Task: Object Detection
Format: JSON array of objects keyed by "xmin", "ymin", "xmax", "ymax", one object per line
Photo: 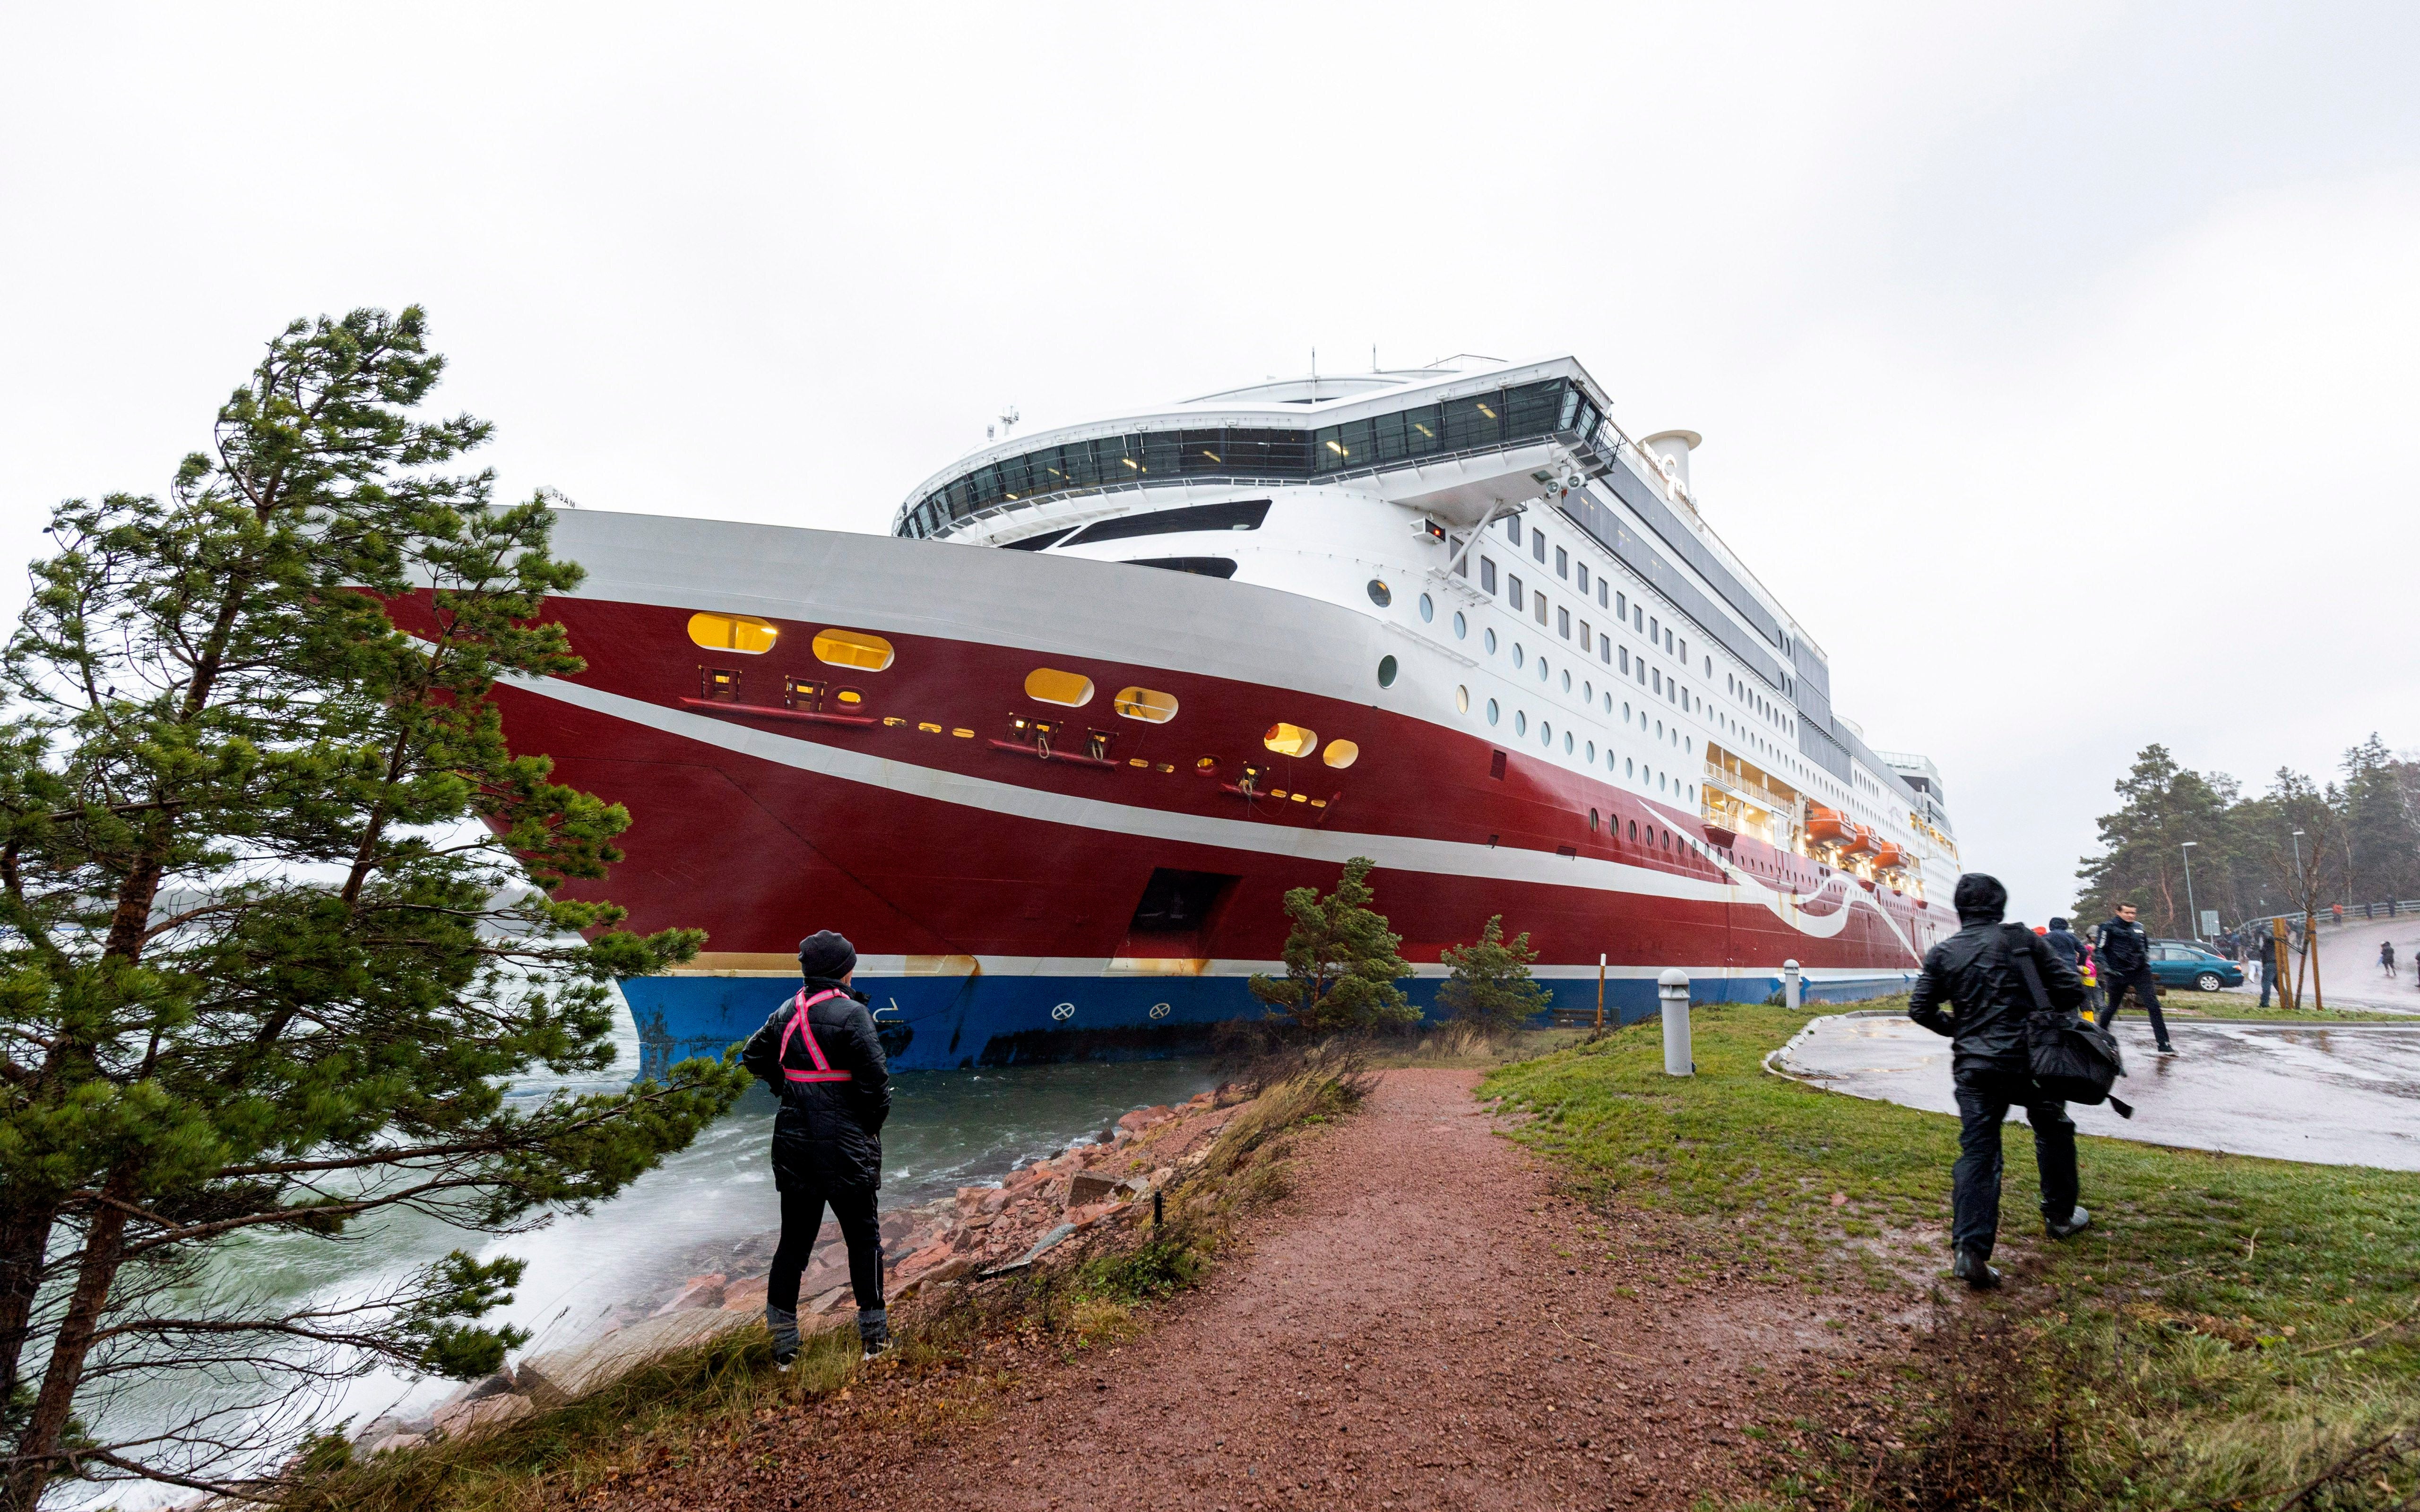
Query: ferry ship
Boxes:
[{"xmin": 496, "ymin": 355, "xmax": 1962, "ymax": 1073}]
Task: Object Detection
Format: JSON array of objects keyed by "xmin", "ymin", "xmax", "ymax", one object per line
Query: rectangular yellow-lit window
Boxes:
[
  {"xmin": 1025, "ymin": 668, "xmax": 1096, "ymax": 706},
  {"xmin": 812, "ymin": 628, "xmax": 895, "ymax": 671},
  {"xmin": 1113, "ymin": 686, "xmax": 1179, "ymax": 723},
  {"xmin": 689, "ymin": 612, "xmax": 778, "ymax": 653},
  {"xmin": 1262, "ymin": 722, "xmax": 1317, "ymax": 758}
]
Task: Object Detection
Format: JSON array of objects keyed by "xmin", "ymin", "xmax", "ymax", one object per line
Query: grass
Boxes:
[
  {"xmin": 2144, "ymin": 988, "xmax": 2412, "ymax": 1022},
  {"xmin": 1481, "ymin": 999, "xmax": 2420, "ymax": 1509},
  {"xmin": 284, "ymin": 1052, "xmax": 1367, "ymax": 1512},
  {"xmin": 1360, "ymin": 1020, "xmax": 1604, "ymax": 1069}
]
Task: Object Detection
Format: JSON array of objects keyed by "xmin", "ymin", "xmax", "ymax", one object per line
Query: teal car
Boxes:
[{"xmin": 2151, "ymin": 940, "xmax": 2245, "ymax": 993}]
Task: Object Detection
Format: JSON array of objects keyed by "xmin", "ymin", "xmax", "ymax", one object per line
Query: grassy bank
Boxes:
[
  {"xmin": 1482, "ymin": 1000, "xmax": 2420, "ymax": 1509},
  {"xmin": 281, "ymin": 1053, "xmax": 1366, "ymax": 1512}
]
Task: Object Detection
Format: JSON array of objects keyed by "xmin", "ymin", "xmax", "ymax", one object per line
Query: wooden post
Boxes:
[{"xmin": 1595, "ymin": 953, "xmax": 1606, "ymax": 1031}]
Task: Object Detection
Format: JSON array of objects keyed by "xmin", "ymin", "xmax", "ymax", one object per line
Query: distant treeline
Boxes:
[{"xmin": 2072, "ymin": 736, "xmax": 2418, "ymax": 938}]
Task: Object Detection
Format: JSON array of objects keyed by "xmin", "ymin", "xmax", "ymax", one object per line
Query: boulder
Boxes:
[
  {"xmin": 518, "ymin": 1309, "xmax": 754, "ymax": 1409},
  {"xmin": 720, "ymin": 1274, "xmax": 770, "ymax": 1313},
  {"xmin": 366, "ymin": 1432, "xmax": 425, "ymax": 1456},
  {"xmin": 651, "ymin": 1273, "xmax": 727, "ymax": 1315},
  {"xmin": 895, "ymin": 1240, "xmax": 955, "ymax": 1281},
  {"xmin": 1063, "ymin": 1201, "xmax": 1122, "ymax": 1228},
  {"xmin": 805, "ymin": 1284, "xmax": 853, "ymax": 1314},
  {"xmin": 1116, "ymin": 1105, "xmax": 1174, "ymax": 1135},
  {"xmin": 432, "ymin": 1392, "xmax": 533, "ymax": 1441},
  {"xmin": 1065, "ymin": 1172, "xmax": 1123, "ymax": 1207},
  {"xmin": 431, "ymin": 1369, "xmax": 518, "ymax": 1415}
]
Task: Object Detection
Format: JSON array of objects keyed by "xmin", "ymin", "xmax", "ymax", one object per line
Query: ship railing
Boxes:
[{"xmin": 1702, "ymin": 761, "xmax": 1797, "ymax": 820}]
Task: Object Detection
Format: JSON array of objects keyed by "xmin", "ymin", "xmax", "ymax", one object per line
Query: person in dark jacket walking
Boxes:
[
  {"xmin": 1909, "ymin": 873, "xmax": 2092, "ymax": 1289},
  {"xmin": 2044, "ymin": 916, "xmax": 2100, "ymax": 1019},
  {"xmin": 741, "ymin": 930, "xmax": 893, "ymax": 1364},
  {"xmin": 2256, "ymin": 927, "xmax": 2282, "ymax": 1007},
  {"xmin": 2094, "ymin": 903, "xmax": 2174, "ymax": 1053}
]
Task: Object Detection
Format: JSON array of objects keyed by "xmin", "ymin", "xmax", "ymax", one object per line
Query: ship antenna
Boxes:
[{"xmin": 1000, "ymin": 406, "xmax": 1020, "ymax": 438}]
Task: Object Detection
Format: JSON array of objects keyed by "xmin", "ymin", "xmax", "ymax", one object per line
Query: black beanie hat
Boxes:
[
  {"xmin": 797, "ymin": 930, "xmax": 857, "ymax": 980},
  {"xmin": 2048, "ymin": 916, "xmax": 2069, "ymax": 931},
  {"xmin": 1953, "ymin": 873, "xmax": 2008, "ymax": 924}
]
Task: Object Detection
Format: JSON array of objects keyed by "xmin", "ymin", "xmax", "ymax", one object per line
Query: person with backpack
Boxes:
[
  {"xmin": 2094, "ymin": 902, "xmax": 2175, "ymax": 1054},
  {"xmin": 1909, "ymin": 873, "xmax": 2092, "ymax": 1289},
  {"xmin": 742, "ymin": 930, "xmax": 894, "ymax": 1365}
]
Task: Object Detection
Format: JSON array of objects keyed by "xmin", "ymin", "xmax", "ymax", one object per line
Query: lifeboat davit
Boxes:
[{"xmin": 1806, "ymin": 806, "xmax": 1851, "ymax": 843}]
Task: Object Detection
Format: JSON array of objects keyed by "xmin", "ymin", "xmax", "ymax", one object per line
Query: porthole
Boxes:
[
  {"xmin": 1563, "ymin": 732, "xmax": 1574, "ymax": 755},
  {"xmin": 1025, "ymin": 668, "xmax": 1096, "ymax": 706},
  {"xmin": 1367, "ymin": 578, "xmax": 1392, "ymax": 607},
  {"xmin": 1603, "ymin": 693, "xmax": 1613, "ymax": 713},
  {"xmin": 1377, "ymin": 655, "xmax": 1398, "ymax": 688},
  {"xmin": 1541, "ymin": 720, "xmax": 1554, "ymax": 746},
  {"xmin": 1625, "ymin": 757, "xmax": 1634, "ymax": 777},
  {"xmin": 1263, "ymin": 722, "xmax": 1318, "ymax": 757},
  {"xmin": 1485, "ymin": 627, "xmax": 1498, "ymax": 654},
  {"xmin": 1560, "ymin": 670, "xmax": 1571, "ymax": 693},
  {"xmin": 689, "ymin": 611, "xmax": 779, "ymax": 653},
  {"xmin": 1322, "ymin": 739, "xmax": 1359, "ymax": 769},
  {"xmin": 1590, "ymin": 809, "xmax": 1600, "ymax": 832},
  {"xmin": 1418, "ymin": 593, "xmax": 1435, "ymax": 623},
  {"xmin": 1453, "ymin": 610, "xmax": 1468, "ymax": 640},
  {"xmin": 1586, "ymin": 741, "xmax": 1596, "ymax": 761},
  {"xmin": 1629, "ymin": 820, "xmax": 1638, "ymax": 841},
  {"xmin": 1514, "ymin": 711, "xmax": 1528, "ymax": 736},
  {"xmin": 1583, "ymin": 680, "xmax": 1592, "ymax": 702},
  {"xmin": 1113, "ymin": 686, "xmax": 1179, "ymax": 723},
  {"xmin": 836, "ymin": 688, "xmax": 864, "ymax": 706},
  {"xmin": 1512, "ymin": 643, "xmax": 1525, "ymax": 669},
  {"xmin": 1486, "ymin": 699, "xmax": 1500, "ymax": 726},
  {"xmin": 1535, "ymin": 658, "xmax": 1548, "ymax": 682},
  {"xmin": 1456, "ymin": 684, "xmax": 1470, "ymax": 713},
  {"xmin": 1194, "ymin": 756, "xmax": 1220, "ymax": 776},
  {"xmin": 1623, "ymin": 702, "xmax": 1632, "ymax": 721},
  {"xmin": 812, "ymin": 627, "xmax": 894, "ymax": 670}
]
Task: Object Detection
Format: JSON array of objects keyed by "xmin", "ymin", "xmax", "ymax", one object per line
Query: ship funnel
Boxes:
[{"xmin": 1641, "ymin": 430, "xmax": 1701, "ymax": 494}]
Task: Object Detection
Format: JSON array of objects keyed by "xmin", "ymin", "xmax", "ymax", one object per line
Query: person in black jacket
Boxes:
[
  {"xmin": 2043, "ymin": 916, "xmax": 2098, "ymax": 1018},
  {"xmin": 2094, "ymin": 903, "xmax": 2175, "ymax": 1053},
  {"xmin": 1910, "ymin": 873, "xmax": 2092, "ymax": 1289},
  {"xmin": 2256, "ymin": 928, "xmax": 2282, "ymax": 1007},
  {"xmin": 741, "ymin": 930, "xmax": 893, "ymax": 1364}
]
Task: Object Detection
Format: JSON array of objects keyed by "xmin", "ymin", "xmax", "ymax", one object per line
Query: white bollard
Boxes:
[
  {"xmin": 1659, "ymin": 967, "xmax": 1693, "ymax": 1076},
  {"xmin": 1783, "ymin": 959, "xmax": 1802, "ymax": 1010}
]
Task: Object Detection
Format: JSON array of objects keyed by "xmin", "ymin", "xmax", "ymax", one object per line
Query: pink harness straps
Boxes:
[{"xmin": 778, "ymin": 987, "xmax": 855, "ymax": 1082}]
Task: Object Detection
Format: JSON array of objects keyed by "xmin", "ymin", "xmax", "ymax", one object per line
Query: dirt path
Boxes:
[{"xmin": 595, "ymin": 1068, "xmax": 1890, "ymax": 1510}]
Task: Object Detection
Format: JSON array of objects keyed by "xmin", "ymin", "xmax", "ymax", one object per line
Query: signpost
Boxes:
[{"xmin": 2200, "ymin": 909, "xmax": 2221, "ymax": 938}]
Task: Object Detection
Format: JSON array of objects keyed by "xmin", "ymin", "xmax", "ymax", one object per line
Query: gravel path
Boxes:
[{"xmin": 585, "ymin": 1068, "xmax": 1892, "ymax": 1510}]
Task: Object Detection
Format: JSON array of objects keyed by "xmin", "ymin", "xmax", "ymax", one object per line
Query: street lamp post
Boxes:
[{"xmin": 2181, "ymin": 840, "xmax": 2201, "ymax": 942}]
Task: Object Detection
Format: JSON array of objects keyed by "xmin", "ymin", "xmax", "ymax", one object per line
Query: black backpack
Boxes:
[{"xmin": 2005, "ymin": 924, "xmax": 2134, "ymax": 1118}]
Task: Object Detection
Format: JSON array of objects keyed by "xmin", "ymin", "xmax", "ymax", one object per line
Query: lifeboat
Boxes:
[
  {"xmin": 1805, "ymin": 806, "xmax": 1851, "ymax": 843},
  {"xmin": 1870, "ymin": 842, "xmax": 1905, "ymax": 869},
  {"xmin": 1840, "ymin": 825, "xmax": 1878, "ymax": 857}
]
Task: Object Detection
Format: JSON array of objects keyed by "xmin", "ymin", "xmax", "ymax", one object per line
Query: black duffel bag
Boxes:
[{"xmin": 2006, "ymin": 924, "xmax": 2135, "ymax": 1118}]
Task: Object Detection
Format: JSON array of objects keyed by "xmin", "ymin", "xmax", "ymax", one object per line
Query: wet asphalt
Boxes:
[{"xmin": 1780, "ymin": 1012, "xmax": 2420, "ymax": 1171}]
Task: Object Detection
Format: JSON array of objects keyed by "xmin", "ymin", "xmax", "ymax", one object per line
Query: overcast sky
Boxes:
[{"xmin": 3, "ymin": 3, "xmax": 2414, "ymax": 922}]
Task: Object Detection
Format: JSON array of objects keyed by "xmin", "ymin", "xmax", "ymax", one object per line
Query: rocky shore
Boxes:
[{"xmin": 351, "ymin": 1085, "xmax": 1249, "ymax": 1457}]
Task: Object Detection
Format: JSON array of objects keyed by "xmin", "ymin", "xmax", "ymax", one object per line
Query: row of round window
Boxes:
[{"xmin": 1444, "ymin": 683, "xmax": 1692, "ymax": 797}]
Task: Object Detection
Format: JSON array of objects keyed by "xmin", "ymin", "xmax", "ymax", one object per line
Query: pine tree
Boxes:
[
  {"xmin": 0, "ymin": 309, "xmax": 747, "ymax": 1508},
  {"xmin": 1246, "ymin": 857, "xmax": 1415, "ymax": 1031},
  {"xmin": 2074, "ymin": 744, "xmax": 2237, "ymax": 936},
  {"xmin": 1437, "ymin": 915, "xmax": 1552, "ymax": 1032}
]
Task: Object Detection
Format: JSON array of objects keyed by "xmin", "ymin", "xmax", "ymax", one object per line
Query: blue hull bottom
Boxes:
[{"xmin": 623, "ymin": 969, "xmax": 1917, "ymax": 1075}]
